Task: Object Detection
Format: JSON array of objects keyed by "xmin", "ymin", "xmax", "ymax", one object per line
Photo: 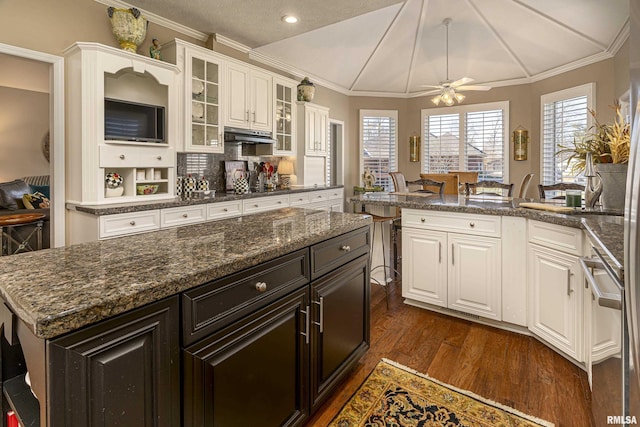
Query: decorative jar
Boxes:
[
  {"xmin": 297, "ymin": 77, "xmax": 315, "ymax": 102},
  {"xmin": 107, "ymin": 7, "xmax": 147, "ymax": 53}
]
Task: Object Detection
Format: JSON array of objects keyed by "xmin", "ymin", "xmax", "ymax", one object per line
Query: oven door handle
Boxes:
[{"xmin": 579, "ymin": 257, "xmax": 622, "ymax": 311}]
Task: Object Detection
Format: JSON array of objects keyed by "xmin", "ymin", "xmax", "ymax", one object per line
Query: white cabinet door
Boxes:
[
  {"xmin": 448, "ymin": 233, "xmax": 502, "ymax": 320},
  {"xmin": 273, "ymin": 79, "xmax": 296, "ymax": 155},
  {"xmin": 250, "ymin": 70, "xmax": 272, "ymax": 131},
  {"xmin": 402, "ymin": 227, "xmax": 448, "ymax": 307},
  {"xmin": 528, "ymin": 243, "xmax": 583, "ymax": 361},
  {"xmin": 300, "ymin": 103, "xmax": 329, "ymax": 156},
  {"xmin": 226, "ymin": 63, "xmax": 250, "ymax": 128}
]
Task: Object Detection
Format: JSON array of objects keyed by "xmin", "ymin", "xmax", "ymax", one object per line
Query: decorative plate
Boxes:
[
  {"xmin": 192, "ymin": 102, "xmax": 204, "ymax": 120},
  {"xmin": 192, "ymin": 79, "xmax": 204, "ymax": 95}
]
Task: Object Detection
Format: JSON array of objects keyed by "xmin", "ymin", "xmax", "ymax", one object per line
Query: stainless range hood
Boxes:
[{"xmin": 224, "ymin": 127, "xmax": 276, "ymax": 144}]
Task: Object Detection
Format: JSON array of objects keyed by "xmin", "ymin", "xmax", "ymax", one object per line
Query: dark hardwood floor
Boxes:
[{"xmin": 305, "ymin": 279, "xmax": 594, "ymax": 427}]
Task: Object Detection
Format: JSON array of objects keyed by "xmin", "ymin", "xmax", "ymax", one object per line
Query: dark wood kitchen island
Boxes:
[{"xmin": 0, "ymin": 208, "xmax": 372, "ymax": 427}]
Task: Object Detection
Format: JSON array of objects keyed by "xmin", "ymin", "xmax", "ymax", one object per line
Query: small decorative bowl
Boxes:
[{"xmin": 136, "ymin": 184, "xmax": 159, "ymax": 195}]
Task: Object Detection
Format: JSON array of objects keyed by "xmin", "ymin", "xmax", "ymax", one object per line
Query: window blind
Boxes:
[
  {"xmin": 422, "ymin": 103, "xmax": 507, "ymax": 182},
  {"xmin": 361, "ymin": 113, "xmax": 397, "ymax": 191},
  {"xmin": 541, "ymin": 95, "xmax": 588, "ymax": 185},
  {"xmin": 465, "ymin": 109, "xmax": 504, "ymax": 181}
]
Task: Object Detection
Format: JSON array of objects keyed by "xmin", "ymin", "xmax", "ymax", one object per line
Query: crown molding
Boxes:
[
  {"xmin": 608, "ymin": 18, "xmax": 630, "ymax": 55},
  {"xmin": 214, "ymin": 34, "xmax": 252, "ymax": 53},
  {"xmin": 94, "ymin": 0, "xmax": 209, "ymax": 42},
  {"xmin": 529, "ymin": 51, "xmax": 613, "ymax": 83}
]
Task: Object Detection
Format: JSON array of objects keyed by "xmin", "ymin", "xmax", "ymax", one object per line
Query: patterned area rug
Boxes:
[{"xmin": 329, "ymin": 359, "xmax": 554, "ymax": 427}]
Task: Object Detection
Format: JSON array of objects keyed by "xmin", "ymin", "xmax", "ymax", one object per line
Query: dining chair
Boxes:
[
  {"xmin": 538, "ymin": 183, "xmax": 585, "ymax": 200},
  {"xmin": 518, "ymin": 173, "xmax": 534, "ymax": 198},
  {"xmin": 420, "ymin": 173, "xmax": 459, "ymax": 195},
  {"xmin": 389, "ymin": 172, "xmax": 408, "ymax": 193},
  {"xmin": 465, "ymin": 180, "xmax": 514, "ymax": 197}
]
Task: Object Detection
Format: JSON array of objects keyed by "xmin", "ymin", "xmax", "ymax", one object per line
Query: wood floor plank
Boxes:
[{"xmin": 304, "ymin": 283, "xmax": 593, "ymax": 426}]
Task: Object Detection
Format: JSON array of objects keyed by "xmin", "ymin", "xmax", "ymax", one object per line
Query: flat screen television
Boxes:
[{"xmin": 104, "ymin": 98, "xmax": 165, "ymax": 143}]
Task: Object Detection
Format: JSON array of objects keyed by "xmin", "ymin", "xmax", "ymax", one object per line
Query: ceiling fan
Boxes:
[{"xmin": 419, "ymin": 18, "xmax": 491, "ymax": 105}]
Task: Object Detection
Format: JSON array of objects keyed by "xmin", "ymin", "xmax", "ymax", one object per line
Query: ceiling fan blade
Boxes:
[
  {"xmin": 413, "ymin": 89, "xmax": 442, "ymax": 96},
  {"xmin": 449, "ymin": 77, "xmax": 474, "ymax": 87},
  {"xmin": 456, "ymin": 85, "xmax": 492, "ymax": 91},
  {"xmin": 417, "ymin": 84, "xmax": 443, "ymax": 89}
]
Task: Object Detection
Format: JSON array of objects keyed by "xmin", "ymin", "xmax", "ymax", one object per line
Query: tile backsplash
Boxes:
[{"xmin": 177, "ymin": 144, "xmax": 282, "ymax": 193}]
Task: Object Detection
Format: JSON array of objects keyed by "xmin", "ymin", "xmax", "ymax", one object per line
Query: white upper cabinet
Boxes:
[
  {"xmin": 162, "ymin": 40, "xmax": 224, "ymax": 153},
  {"xmin": 298, "ymin": 102, "xmax": 329, "ymax": 156},
  {"xmin": 225, "ymin": 62, "xmax": 272, "ymax": 132},
  {"xmin": 273, "ymin": 78, "xmax": 297, "ymax": 155}
]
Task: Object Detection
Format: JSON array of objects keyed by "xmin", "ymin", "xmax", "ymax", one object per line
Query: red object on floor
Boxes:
[{"xmin": 6, "ymin": 410, "xmax": 19, "ymax": 427}]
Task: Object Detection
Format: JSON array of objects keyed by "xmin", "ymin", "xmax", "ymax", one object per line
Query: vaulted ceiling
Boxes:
[{"xmin": 126, "ymin": 0, "xmax": 629, "ymax": 96}]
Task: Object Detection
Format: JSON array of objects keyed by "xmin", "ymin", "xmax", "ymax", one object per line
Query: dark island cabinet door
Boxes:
[
  {"xmin": 310, "ymin": 253, "xmax": 370, "ymax": 412},
  {"xmin": 183, "ymin": 287, "xmax": 310, "ymax": 427},
  {"xmin": 47, "ymin": 296, "xmax": 180, "ymax": 427}
]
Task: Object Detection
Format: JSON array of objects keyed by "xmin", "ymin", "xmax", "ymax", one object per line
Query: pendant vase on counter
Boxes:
[
  {"xmin": 596, "ymin": 163, "xmax": 628, "ymax": 210},
  {"xmin": 183, "ymin": 175, "xmax": 197, "ymax": 199},
  {"xmin": 196, "ymin": 177, "xmax": 209, "ymax": 191}
]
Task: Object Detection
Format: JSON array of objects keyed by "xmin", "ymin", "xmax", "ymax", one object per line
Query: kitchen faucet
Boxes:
[{"xmin": 584, "ymin": 152, "xmax": 603, "ymax": 208}]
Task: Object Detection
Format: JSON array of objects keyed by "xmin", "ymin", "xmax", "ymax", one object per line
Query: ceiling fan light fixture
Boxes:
[
  {"xmin": 431, "ymin": 95, "xmax": 441, "ymax": 106},
  {"xmin": 455, "ymin": 92, "xmax": 465, "ymax": 103}
]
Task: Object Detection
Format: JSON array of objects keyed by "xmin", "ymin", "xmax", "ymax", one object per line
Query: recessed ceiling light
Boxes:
[{"xmin": 282, "ymin": 15, "xmax": 299, "ymax": 24}]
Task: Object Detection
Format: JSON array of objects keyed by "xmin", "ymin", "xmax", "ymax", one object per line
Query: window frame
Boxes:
[
  {"xmin": 359, "ymin": 109, "xmax": 398, "ymax": 191},
  {"xmin": 540, "ymin": 83, "xmax": 595, "ymax": 186},
  {"xmin": 420, "ymin": 101, "xmax": 510, "ymax": 182}
]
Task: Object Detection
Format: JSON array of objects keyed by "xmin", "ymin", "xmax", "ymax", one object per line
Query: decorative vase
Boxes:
[
  {"xmin": 107, "ymin": 7, "xmax": 147, "ymax": 53},
  {"xmin": 183, "ymin": 174, "xmax": 197, "ymax": 199},
  {"xmin": 105, "ymin": 187, "xmax": 124, "ymax": 198},
  {"xmin": 596, "ymin": 163, "xmax": 628, "ymax": 211},
  {"xmin": 297, "ymin": 77, "xmax": 315, "ymax": 102}
]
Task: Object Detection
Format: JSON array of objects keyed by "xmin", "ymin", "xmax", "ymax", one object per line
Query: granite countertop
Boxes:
[
  {"xmin": 350, "ymin": 192, "xmax": 624, "ymax": 275},
  {"xmin": 68, "ymin": 185, "xmax": 344, "ymax": 216},
  {"xmin": 0, "ymin": 208, "xmax": 370, "ymax": 339}
]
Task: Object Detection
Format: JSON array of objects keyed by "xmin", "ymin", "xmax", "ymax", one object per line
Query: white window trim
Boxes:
[
  {"xmin": 359, "ymin": 109, "xmax": 398, "ymax": 181},
  {"xmin": 421, "ymin": 101, "xmax": 510, "ymax": 182},
  {"xmin": 539, "ymin": 83, "xmax": 595, "ymax": 184}
]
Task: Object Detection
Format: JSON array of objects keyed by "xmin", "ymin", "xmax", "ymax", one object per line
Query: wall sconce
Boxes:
[
  {"xmin": 409, "ymin": 135, "xmax": 420, "ymax": 162},
  {"xmin": 512, "ymin": 127, "xmax": 528, "ymax": 161}
]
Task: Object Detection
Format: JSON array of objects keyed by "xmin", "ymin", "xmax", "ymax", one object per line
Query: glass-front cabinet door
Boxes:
[
  {"xmin": 273, "ymin": 79, "xmax": 296, "ymax": 156},
  {"xmin": 187, "ymin": 53, "xmax": 223, "ymax": 153}
]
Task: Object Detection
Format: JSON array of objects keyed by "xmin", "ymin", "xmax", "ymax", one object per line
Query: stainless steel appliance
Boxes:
[
  {"xmin": 625, "ymin": 1, "xmax": 640, "ymax": 423},
  {"xmin": 223, "ymin": 127, "xmax": 276, "ymax": 144}
]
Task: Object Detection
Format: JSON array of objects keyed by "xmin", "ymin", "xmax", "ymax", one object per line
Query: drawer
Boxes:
[
  {"xmin": 289, "ymin": 193, "xmax": 311, "ymax": 206},
  {"xmin": 402, "ymin": 209, "xmax": 501, "ymax": 238},
  {"xmin": 310, "ymin": 226, "xmax": 370, "ymax": 280},
  {"xmin": 308, "ymin": 191, "xmax": 329, "ymax": 203},
  {"xmin": 207, "ymin": 200, "xmax": 242, "ymax": 220},
  {"xmin": 99, "ymin": 145, "xmax": 174, "ymax": 168},
  {"xmin": 324, "ymin": 188, "xmax": 344, "ymax": 200},
  {"xmin": 182, "ymin": 249, "xmax": 309, "ymax": 346},
  {"xmin": 242, "ymin": 195, "xmax": 289, "ymax": 214},
  {"xmin": 99, "ymin": 210, "xmax": 160, "ymax": 239},
  {"xmin": 160, "ymin": 205, "xmax": 206, "ymax": 228},
  {"xmin": 528, "ymin": 220, "xmax": 583, "ymax": 256}
]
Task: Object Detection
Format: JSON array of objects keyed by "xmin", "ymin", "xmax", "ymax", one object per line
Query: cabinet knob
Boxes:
[
  {"xmin": 278, "ymin": 201, "xmax": 282, "ymax": 204},
  {"xmin": 254, "ymin": 204, "xmax": 259, "ymax": 208},
  {"xmin": 340, "ymin": 245, "xmax": 351, "ymax": 252},
  {"xmin": 255, "ymin": 282, "xmax": 268, "ymax": 292},
  {"xmin": 119, "ymin": 154, "xmax": 125, "ymax": 159},
  {"xmin": 182, "ymin": 213, "xmax": 188, "ymax": 218},
  {"xmin": 420, "ymin": 218, "xmax": 426, "ymax": 223},
  {"xmin": 129, "ymin": 220, "xmax": 136, "ymax": 226},
  {"xmin": 223, "ymin": 208, "xmax": 228, "ymax": 212},
  {"xmin": 469, "ymin": 222, "xmax": 475, "ymax": 227},
  {"xmin": 157, "ymin": 155, "xmax": 162, "ymax": 160}
]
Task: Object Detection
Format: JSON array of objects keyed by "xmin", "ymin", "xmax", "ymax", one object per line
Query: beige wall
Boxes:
[
  {"xmin": 0, "ymin": 87, "xmax": 50, "ymax": 182},
  {"xmin": 0, "ymin": 1, "xmax": 629, "ymax": 200}
]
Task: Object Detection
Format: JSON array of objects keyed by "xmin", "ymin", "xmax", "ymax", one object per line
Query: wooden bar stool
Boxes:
[{"xmin": 364, "ymin": 211, "xmax": 401, "ymax": 308}]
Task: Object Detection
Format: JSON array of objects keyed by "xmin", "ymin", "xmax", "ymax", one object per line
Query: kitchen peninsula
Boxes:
[
  {"xmin": 0, "ymin": 208, "xmax": 371, "ymax": 426},
  {"xmin": 351, "ymin": 191, "xmax": 623, "ymax": 376}
]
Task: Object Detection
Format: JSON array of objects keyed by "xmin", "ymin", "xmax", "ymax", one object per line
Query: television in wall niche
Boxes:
[{"xmin": 104, "ymin": 98, "xmax": 166, "ymax": 143}]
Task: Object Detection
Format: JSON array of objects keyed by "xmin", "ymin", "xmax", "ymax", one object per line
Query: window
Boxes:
[
  {"xmin": 540, "ymin": 83, "xmax": 594, "ymax": 185},
  {"xmin": 421, "ymin": 101, "xmax": 509, "ymax": 182},
  {"xmin": 360, "ymin": 110, "xmax": 398, "ymax": 191}
]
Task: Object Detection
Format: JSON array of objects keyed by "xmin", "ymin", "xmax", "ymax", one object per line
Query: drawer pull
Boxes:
[
  {"xmin": 451, "ymin": 243, "xmax": 454, "ymax": 265},
  {"xmin": 278, "ymin": 201, "xmax": 282, "ymax": 204},
  {"xmin": 255, "ymin": 282, "xmax": 268, "ymax": 293},
  {"xmin": 567, "ymin": 270, "xmax": 574, "ymax": 296},
  {"xmin": 157, "ymin": 155, "xmax": 162, "ymax": 160},
  {"xmin": 421, "ymin": 218, "xmax": 426, "ymax": 223},
  {"xmin": 182, "ymin": 213, "xmax": 188, "ymax": 218},
  {"xmin": 469, "ymin": 222, "xmax": 475, "ymax": 228},
  {"xmin": 129, "ymin": 220, "xmax": 136, "ymax": 226},
  {"xmin": 223, "ymin": 208, "xmax": 228, "ymax": 212},
  {"xmin": 439, "ymin": 241, "xmax": 442, "ymax": 263},
  {"xmin": 340, "ymin": 245, "xmax": 351, "ymax": 252},
  {"xmin": 119, "ymin": 154, "xmax": 125, "ymax": 159},
  {"xmin": 254, "ymin": 204, "xmax": 259, "ymax": 208}
]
